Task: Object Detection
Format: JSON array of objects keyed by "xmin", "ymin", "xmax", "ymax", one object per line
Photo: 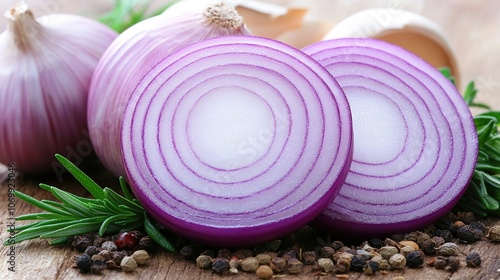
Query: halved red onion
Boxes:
[
  {"xmin": 303, "ymin": 38, "xmax": 478, "ymax": 237},
  {"xmin": 121, "ymin": 36, "xmax": 352, "ymax": 246}
]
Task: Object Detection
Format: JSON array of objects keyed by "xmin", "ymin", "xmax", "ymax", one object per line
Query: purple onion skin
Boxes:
[
  {"xmin": 303, "ymin": 38, "xmax": 478, "ymax": 238},
  {"xmin": 121, "ymin": 36, "xmax": 353, "ymax": 247}
]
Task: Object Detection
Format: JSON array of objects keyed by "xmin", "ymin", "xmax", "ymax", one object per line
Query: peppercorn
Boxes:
[
  {"xmin": 92, "ymin": 234, "xmax": 105, "ymax": 247},
  {"xmin": 362, "ymin": 244, "xmax": 375, "ymax": 253},
  {"xmin": 76, "ymin": 254, "xmax": 92, "ymax": 273},
  {"xmin": 487, "ymin": 225, "xmax": 500, "ymax": 241},
  {"xmin": 180, "ymin": 245, "xmax": 197, "ymax": 260},
  {"xmin": 335, "ymin": 257, "xmax": 351, "ymax": 273},
  {"xmin": 120, "ymin": 256, "xmax": 137, "ymax": 272},
  {"xmin": 457, "ymin": 225, "xmax": 481, "ymax": 243},
  {"xmin": 436, "ymin": 229, "xmax": 454, "ymax": 242},
  {"xmin": 199, "ymin": 250, "xmax": 215, "ymax": 258},
  {"xmin": 112, "ymin": 250, "xmax": 128, "ymax": 266},
  {"xmin": 363, "ymin": 260, "xmax": 379, "ymax": 275},
  {"xmin": 368, "ymin": 238, "xmax": 384, "ymax": 249},
  {"xmin": 356, "ymin": 250, "xmax": 372, "ymax": 260},
  {"xmin": 271, "ymin": 257, "xmax": 287, "ymax": 273},
  {"xmin": 433, "ymin": 256, "xmax": 448, "ymax": 269},
  {"xmin": 317, "ymin": 258, "xmax": 334, "ymax": 272},
  {"xmin": 319, "ymin": 246, "xmax": 335, "ymax": 258},
  {"xmin": 416, "ymin": 233, "xmax": 431, "ymax": 248},
  {"xmin": 72, "ymin": 235, "xmax": 93, "ymax": 252},
  {"xmin": 91, "ymin": 259, "xmax": 106, "ymax": 274},
  {"xmin": 378, "ymin": 246, "xmax": 399, "ymax": 260},
  {"xmin": 406, "ymin": 250, "xmax": 425, "ymax": 268},
  {"xmin": 233, "ymin": 249, "xmax": 253, "ymax": 259},
  {"xmin": 101, "ymin": 241, "xmax": 117, "ymax": 252},
  {"xmin": 84, "ymin": 245, "xmax": 99, "ymax": 257},
  {"xmin": 399, "ymin": 240, "xmax": 419, "ymax": 250},
  {"xmin": 378, "ymin": 259, "xmax": 390, "ymax": 270},
  {"xmin": 403, "ymin": 232, "xmax": 419, "ymax": 243},
  {"xmin": 457, "ymin": 212, "xmax": 475, "ymax": 224},
  {"xmin": 196, "ymin": 255, "xmax": 212, "ymax": 269},
  {"xmin": 281, "ymin": 249, "xmax": 297, "ymax": 261},
  {"xmin": 287, "ymin": 258, "xmax": 303, "ymax": 274},
  {"xmin": 469, "ymin": 221, "xmax": 487, "ymax": 234},
  {"xmin": 446, "ymin": 256, "xmax": 460, "ymax": 272},
  {"xmin": 331, "ymin": 240, "xmax": 344, "ymax": 250},
  {"xmin": 98, "ymin": 250, "xmax": 114, "ymax": 262},
  {"xmin": 212, "ymin": 258, "xmax": 230, "ymax": 274},
  {"xmin": 437, "ymin": 242, "xmax": 460, "ymax": 256},
  {"xmin": 384, "ymin": 238, "xmax": 399, "ymax": 248},
  {"xmin": 129, "ymin": 230, "xmax": 144, "ymax": 240},
  {"xmin": 241, "ymin": 257, "xmax": 259, "ymax": 272},
  {"xmin": 465, "ymin": 252, "xmax": 481, "ymax": 267},
  {"xmin": 132, "ymin": 250, "xmax": 149, "ymax": 265},
  {"xmin": 105, "ymin": 260, "xmax": 121, "ymax": 269},
  {"xmin": 138, "ymin": 236, "xmax": 155, "ymax": 251},
  {"xmin": 388, "ymin": 254, "xmax": 406, "ymax": 269},
  {"xmin": 91, "ymin": 254, "xmax": 105, "ymax": 262},
  {"xmin": 217, "ymin": 248, "xmax": 232, "ymax": 260},
  {"xmin": 400, "ymin": 246, "xmax": 415, "ymax": 258},
  {"xmin": 350, "ymin": 255, "xmax": 367, "ymax": 272},
  {"xmin": 256, "ymin": 265, "xmax": 273, "ymax": 279},
  {"xmin": 302, "ymin": 251, "xmax": 316, "ymax": 265},
  {"xmin": 115, "ymin": 232, "xmax": 138, "ymax": 251}
]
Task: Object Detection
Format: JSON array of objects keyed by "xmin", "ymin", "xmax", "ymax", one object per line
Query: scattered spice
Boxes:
[
  {"xmin": 318, "ymin": 258, "xmax": 334, "ymax": 272},
  {"xmin": 132, "ymin": 250, "xmax": 150, "ymax": 265},
  {"xmin": 287, "ymin": 258, "xmax": 303, "ymax": 274},
  {"xmin": 76, "ymin": 254, "xmax": 92, "ymax": 273},
  {"xmin": 196, "ymin": 255, "xmax": 212, "ymax": 269},
  {"xmin": 433, "ymin": 256, "xmax": 448, "ymax": 269},
  {"xmin": 241, "ymin": 257, "xmax": 259, "ymax": 272},
  {"xmin": 487, "ymin": 225, "xmax": 500, "ymax": 241},
  {"xmin": 446, "ymin": 256, "xmax": 460, "ymax": 272},
  {"xmin": 406, "ymin": 251, "xmax": 425, "ymax": 268},
  {"xmin": 212, "ymin": 258, "xmax": 230, "ymax": 274},
  {"xmin": 436, "ymin": 242, "xmax": 460, "ymax": 256},
  {"xmin": 465, "ymin": 252, "xmax": 482, "ymax": 267},
  {"xmin": 115, "ymin": 232, "xmax": 139, "ymax": 251},
  {"xmin": 271, "ymin": 257, "xmax": 287, "ymax": 273},
  {"xmin": 101, "ymin": 241, "xmax": 117, "ymax": 252},
  {"xmin": 91, "ymin": 259, "xmax": 107, "ymax": 274},
  {"xmin": 256, "ymin": 265, "xmax": 273, "ymax": 279},
  {"xmin": 388, "ymin": 254, "xmax": 406, "ymax": 269},
  {"xmin": 120, "ymin": 256, "xmax": 137, "ymax": 272}
]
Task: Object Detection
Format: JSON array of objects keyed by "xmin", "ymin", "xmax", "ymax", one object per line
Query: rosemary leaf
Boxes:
[
  {"xmin": 144, "ymin": 215, "xmax": 174, "ymax": 252},
  {"xmin": 13, "ymin": 191, "xmax": 72, "ymax": 217},
  {"xmin": 55, "ymin": 154, "xmax": 105, "ymax": 200}
]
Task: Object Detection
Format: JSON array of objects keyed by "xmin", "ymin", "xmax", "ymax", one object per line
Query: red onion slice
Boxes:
[
  {"xmin": 121, "ymin": 36, "xmax": 353, "ymax": 246},
  {"xmin": 303, "ymin": 38, "xmax": 478, "ymax": 236}
]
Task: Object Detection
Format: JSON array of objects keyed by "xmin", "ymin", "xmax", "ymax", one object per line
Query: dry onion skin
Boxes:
[
  {"xmin": 303, "ymin": 38, "xmax": 478, "ymax": 237},
  {"xmin": 0, "ymin": 3, "xmax": 117, "ymax": 173},
  {"xmin": 121, "ymin": 36, "xmax": 353, "ymax": 246},
  {"xmin": 88, "ymin": 0, "xmax": 250, "ymax": 177}
]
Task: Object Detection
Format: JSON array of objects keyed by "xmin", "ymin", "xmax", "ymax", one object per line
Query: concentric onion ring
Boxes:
[
  {"xmin": 303, "ymin": 38, "xmax": 478, "ymax": 236},
  {"xmin": 121, "ymin": 36, "xmax": 353, "ymax": 246}
]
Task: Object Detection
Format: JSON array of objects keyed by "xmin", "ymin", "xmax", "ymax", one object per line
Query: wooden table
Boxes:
[{"xmin": 1, "ymin": 0, "xmax": 500, "ymax": 279}]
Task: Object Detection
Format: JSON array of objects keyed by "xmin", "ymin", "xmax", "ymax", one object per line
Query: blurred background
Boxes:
[{"xmin": 1, "ymin": 0, "xmax": 499, "ymax": 107}]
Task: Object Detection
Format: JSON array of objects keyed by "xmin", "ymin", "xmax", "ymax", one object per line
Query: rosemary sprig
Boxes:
[
  {"xmin": 99, "ymin": 0, "xmax": 179, "ymax": 33},
  {"xmin": 440, "ymin": 68, "xmax": 500, "ymax": 216},
  {"xmin": 3, "ymin": 154, "xmax": 174, "ymax": 252}
]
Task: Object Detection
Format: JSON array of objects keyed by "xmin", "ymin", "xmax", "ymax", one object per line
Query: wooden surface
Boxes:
[{"xmin": 2, "ymin": 0, "xmax": 500, "ymax": 279}]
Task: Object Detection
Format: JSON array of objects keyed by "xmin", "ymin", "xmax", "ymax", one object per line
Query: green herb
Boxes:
[
  {"xmin": 99, "ymin": 0, "xmax": 178, "ymax": 33},
  {"xmin": 3, "ymin": 154, "xmax": 174, "ymax": 251},
  {"xmin": 440, "ymin": 68, "xmax": 500, "ymax": 216}
]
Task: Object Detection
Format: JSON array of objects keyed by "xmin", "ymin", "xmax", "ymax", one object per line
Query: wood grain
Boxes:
[{"xmin": 1, "ymin": 0, "xmax": 500, "ymax": 279}]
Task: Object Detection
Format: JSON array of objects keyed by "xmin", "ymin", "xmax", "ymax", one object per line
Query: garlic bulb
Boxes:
[
  {"xmin": 323, "ymin": 9, "xmax": 460, "ymax": 87},
  {"xmin": 88, "ymin": 0, "xmax": 250, "ymax": 177},
  {"xmin": 0, "ymin": 3, "xmax": 118, "ymax": 174}
]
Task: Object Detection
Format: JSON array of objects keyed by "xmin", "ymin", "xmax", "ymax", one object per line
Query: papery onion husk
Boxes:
[
  {"xmin": 0, "ymin": 4, "xmax": 117, "ymax": 174},
  {"xmin": 121, "ymin": 36, "xmax": 353, "ymax": 246},
  {"xmin": 88, "ymin": 0, "xmax": 250, "ymax": 177},
  {"xmin": 303, "ymin": 38, "xmax": 478, "ymax": 237}
]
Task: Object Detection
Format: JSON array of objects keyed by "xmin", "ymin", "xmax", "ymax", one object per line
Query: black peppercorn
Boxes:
[
  {"xmin": 76, "ymin": 254, "xmax": 92, "ymax": 273},
  {"xmin": 457, "ymin": 225, "xmax": 481, "ymax": 243},
  {"xmin": 331, "ymin": 240, "xmax": 344, "ymax": 251},
  {"xmin": 446, "ymin": 256, "xmax": 460, "ymax": 272},
  {"xmin": 217, "ymin": 248, "xmax": 232, "ymax": 260},
  {"xmin": 465, "ymin": 252, "xmax": 481, "ymax": 267},
  {"xmin": 212, "ymin": 258, "xmax": 230, "ymax": 274},
  {"xmin": 200, "ymin": 250, "xmax": 215, "ymax": 258},
  {"xmin": 436, "ymin": 229, "xmax": 454, "ymax": 242},
  {"xmin": 233, "ymin": 249, "xmax": 253, "ymax": 259},
  {"xmin": 433, "ymin": 256, "xmax": 448, "ymax": 269},
  {"xmin": 368, "ymin": 238, "xmax": 383, "ymax": 249},
  {"xmin": 281, "ymin": 249, "xmax": 297, "ymax": 261},
  {"xmin": 319, "ymin": 246, "xmax": 335, "ymax": 258},
  {"xmin": 138, "ymin": 236, "xmax": 155, "ymax": 251},
  {"xmin": 112, "ymin": 250, "xmax": 128, "ymax": 266},
  {"xmin": 302, "ymin": 251, "xmax": 317, "ymax": 265},
  {"xmin": 406, "ymin": 250, "xmax": 425, "ymax": 268},
  {"xmin": 469, "ymin": 221, "xmax": 485, "ymax": 232},
  {"xmin": 271, "ymin": 257, "xmax": 287, "ymax": 273},
  {"xmin": 180, "ymin": 245, "xmax": 197, "ymax": 260},
  {"xmin": 350, "ymin": 255, "xmax": 367, "ymax": 272},
  {"xmin": 72, "ymin": 235, "xmax": 93, "ymax": 252},
  {"xmin": 363, "ymin": 260, "xmax": 379, "ymax": 275},
  {"xmin": 84, "ymin": 245, "xmax": 99, "ymax": 257},
  {"xmin": 91, "ymin": 259, "xmax": 106, "ymax": 274},
  {"xmin": 457, "ymin": 212, "xmax": 476, "ymax": 224}
]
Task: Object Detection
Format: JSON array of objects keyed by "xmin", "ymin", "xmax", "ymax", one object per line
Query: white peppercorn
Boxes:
[
  {"xmin": 241, "ymin": 257, "xmax": 259, "ymax": 272},
  {"xmin": 256, "ymin": 265, "xmax": 273, "ymax": 279},
  {"xmin": 487, "ymin": 225, "xmax": 500, "ymax": 242},
  {"xmin": 131, "ymin": 250, "xmax": 149, "ymax": 265},
  {"xmin": 317, "ymin": 258, "xmax": 334, "ymax": 272},
  {"xmin": 388, "ymin": 254, "xmax": 406, "ymax": 269},
  {"xmin": 379, "ymin": 246, "xmax": 399, "ymax": 260},
  {"xmin": 120, "ymin": 256, "xmax": 138, "ymax": 272},
  {"xmin": 436, "ymin": 242, "xmax": 460, "ymax": 256}
]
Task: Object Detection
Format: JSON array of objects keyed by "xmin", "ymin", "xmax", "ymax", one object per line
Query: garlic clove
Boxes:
[
  {"xmin": 276, "ymin": 17, "xmax": 335, "ymax": 49},
  {"xmin": 0, "ymin": 3, "xmax": 117, "ymax": 174},
  {"xmin": 235, "ymin": 1, "xmax": 308, "ymax": 39},
  {"xmin": 89, "ymin": 0, "xmax": 251, "ymax": 177},
  {"xmin": 323, "ymin": 8, "xmax": 460, "ymax": 88}
]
